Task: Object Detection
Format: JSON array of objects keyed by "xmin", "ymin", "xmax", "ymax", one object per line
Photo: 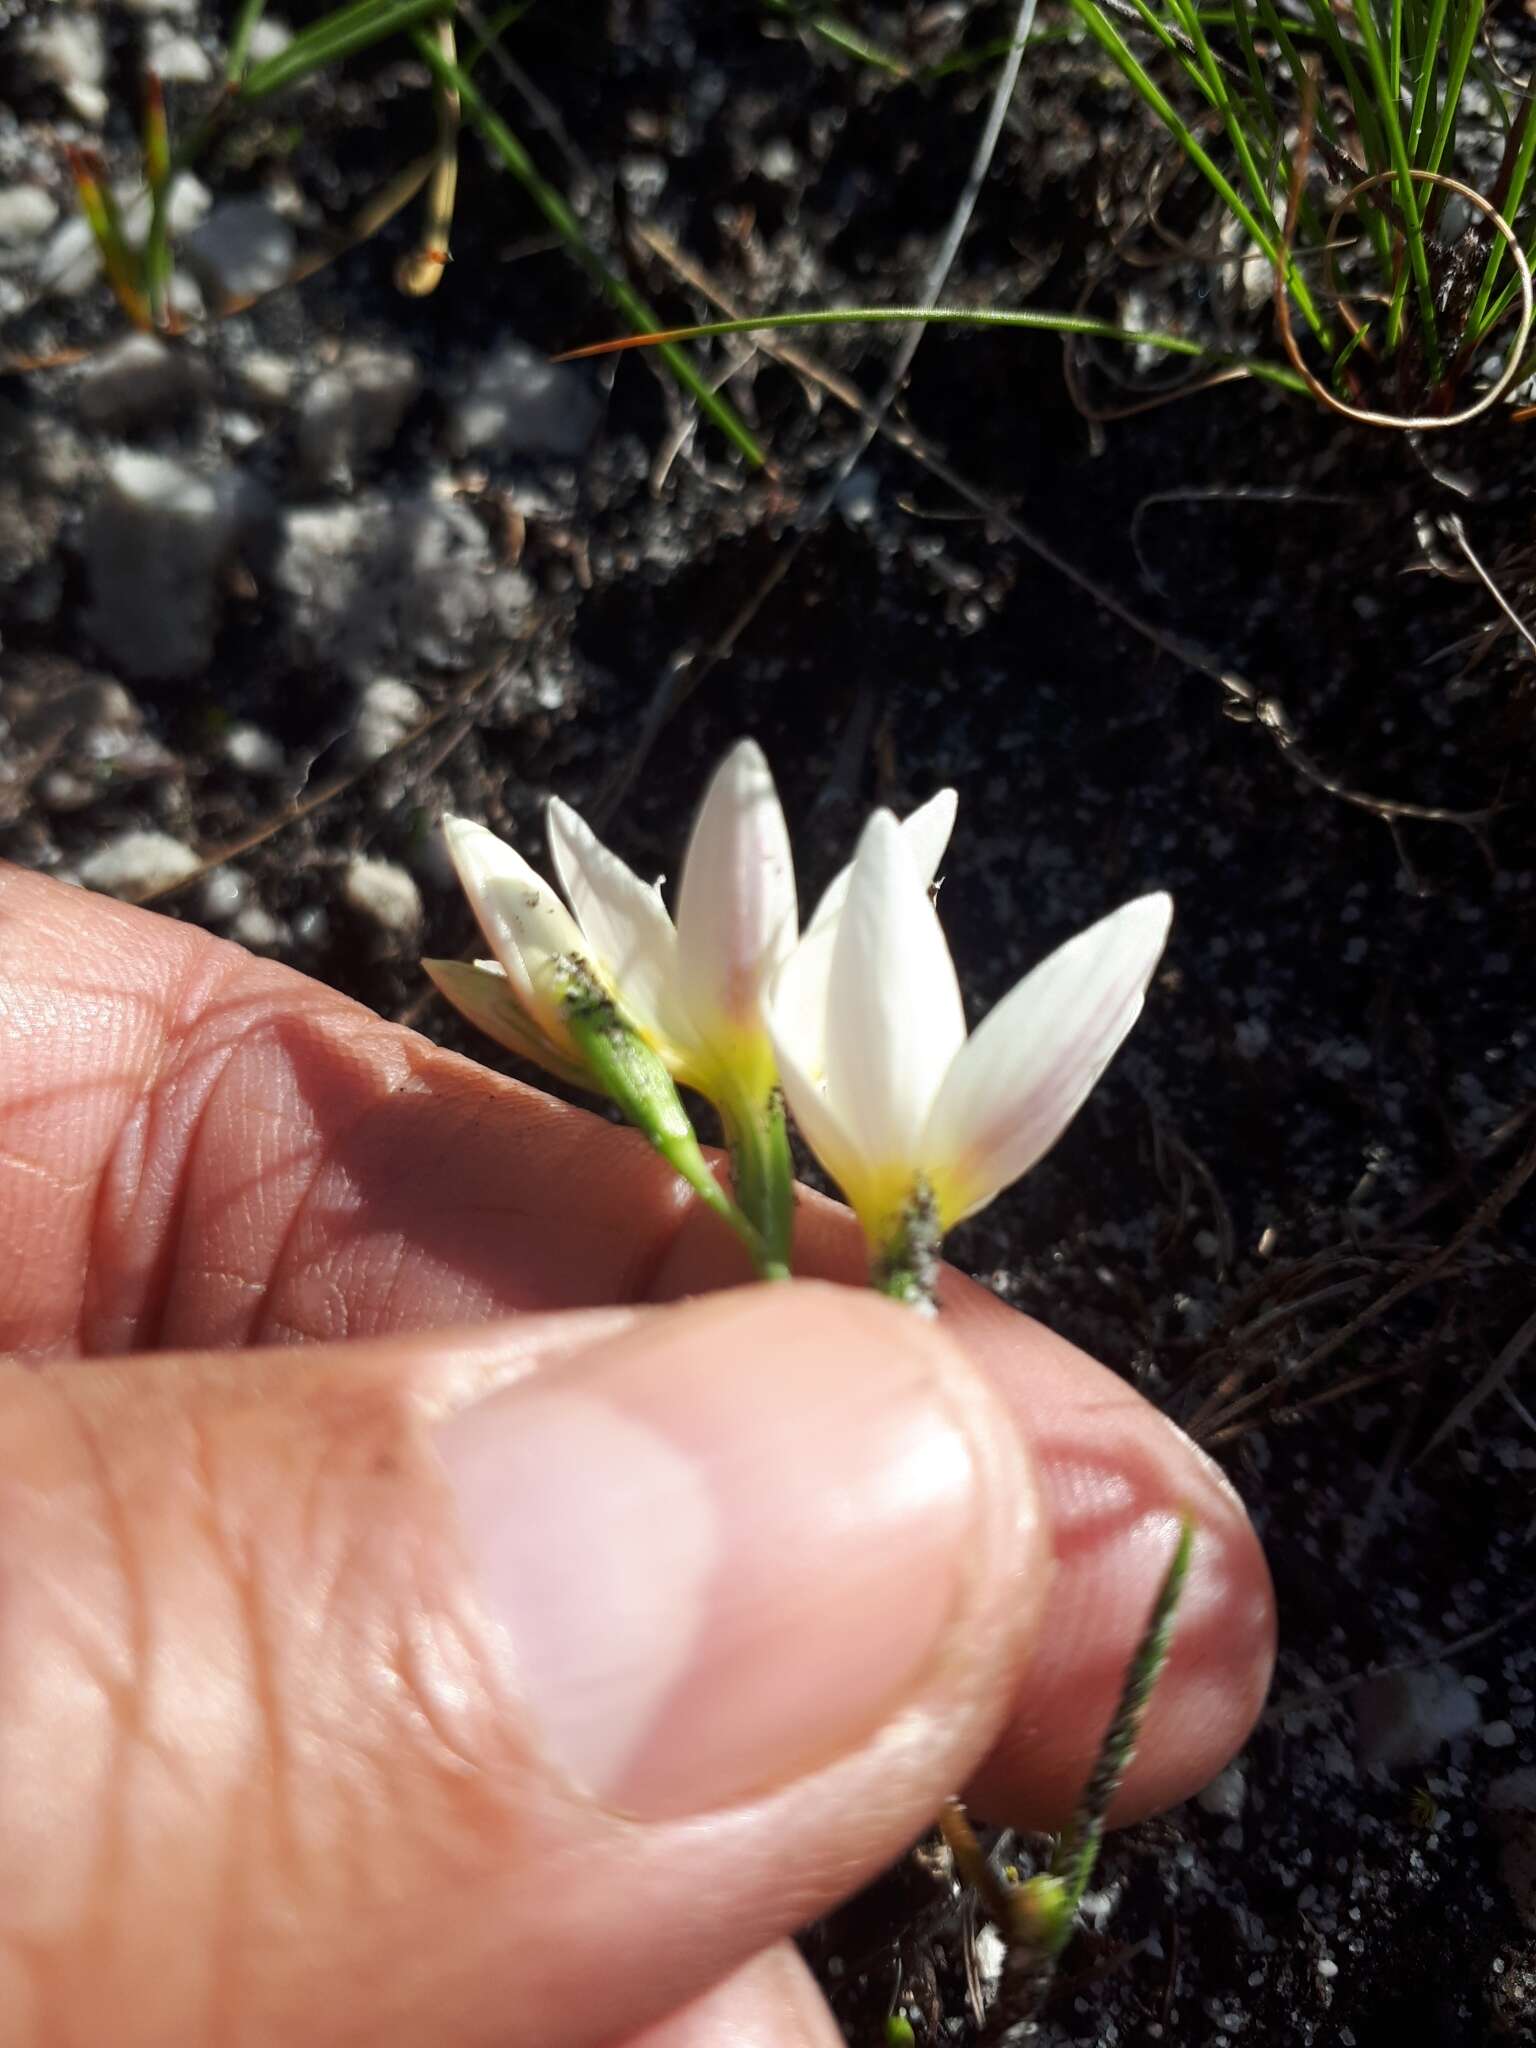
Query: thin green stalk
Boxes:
[
  {"xmin": 239, "ymin": 0, "xmax": 449, "ymax": 100},
  {"xmin": 1404, "ymin": 0, "xmax": 1451, "ymax": 159},
  {"xmin": 141, "ymin": 70, "xmax": 174, "ymax": 328},
  {"xmin": 1048, "ymin": 1516, "xmax": 1196, "ymax": 1918},
  {"xmin": 1346, "ymin": 0, "xmax": 1442, "ymax": 367},
  {"xmin": 1160, "ymin": 0, "xmax": 1284, "ymax": 227},
  {"xmin": 226, "ymin": 0, "xmax": 271, "ymax": 83},
  {"xmin": 761, "ymin": 0, "xmax": 911, "ymax": 77},
  {"xmin": 413, "ymin": 30, "xmax": 767, "ymax": 468},
  {"xmin": 719, "ymin": 1088, "xmax": 795, "ymax": 1279},
  {"xmin": 1463, "ymin": 79, "xmax": 1536, "ymax": 342},
  {"xmin": 1067, "ymin": 0, "xmax": 1332, "ymax": 346}
]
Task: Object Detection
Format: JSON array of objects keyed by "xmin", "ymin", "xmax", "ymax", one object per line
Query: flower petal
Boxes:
[
  {"xmin": 923, "ymin": 891, "xmax": 1173, "ymax": 1224},
  {"xmin": 423, "ymin": 958, "xmax": 593, "ymax": 1087},
  {"xmin": 767, "ymin": 931, "xmax": 864, "ymax": 1205},
  {"xmin": 824, "ymin": 809, "xmax": 966, "ymax": 1174},
  {"xmin": 806, "ymin": 787, "xmax": 958, "ymax": 935},
  {"xmin": 545, "ymin": 797, "xmax": 683, "ymax": 1048},
  {"xmin": 674, "ymin": 739, "xmax": 798, "ymax": 1041},
  {"xmin": 441, "ymin": 816, "xmax": 588, "ymax": 1028}
]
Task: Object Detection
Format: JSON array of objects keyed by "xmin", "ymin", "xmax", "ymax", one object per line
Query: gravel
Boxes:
[{"xmin": 77, "ymin": 830, "xmax": 200, "ymax": 900}]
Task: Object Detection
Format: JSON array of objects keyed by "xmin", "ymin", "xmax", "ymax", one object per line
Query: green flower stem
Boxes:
[
  {"xmin": 1047, "ymin": 1513, "xmax": 1196, "ymax": 1921},
  {"xmin": 560, "ymin": 981, "xmax": 775, "ymax": 1278},
  {"xmin": 871, "ymin": 1179, "xmax": 942, "ymax": 1315},
  {"xmin": 718, "ymin": 1085, "xmax": 794, "ymax": 1281}
]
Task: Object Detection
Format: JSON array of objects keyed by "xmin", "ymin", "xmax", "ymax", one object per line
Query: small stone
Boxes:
[
  {"xmin": 237, "ymin": 351, "xmax": 296, "ymax": 406},
  {"xmin": 1196, "ymin": 1763, "xmax": 1247, "ymax": 1821},
  {"xmin": 274, "ymin": 492, "xmax": 531, "ymax": 679},
  {"xmin": 200, "ymin": 869, "xmax": 248, "ymax": 922},
  {"xmin": 79, "ymin": 830, "xmax": 199, "ymax": 901},
  {"xmin": 0, "ymin": 187, "xmax": 60, "ymax": 248},
  {"xmin": 342, "ymin": 856, "xmax": 422, "ymax": 938},
  {"xmin": 247, "ymin": 18, "xmax": 294, "ymax": 63},
  {"xmin": 23, "ymin": 14, "xmax": 108, "ymax": 122},
  {"xmin": 144, "ymin": 26, "xmax": 213, "ymax": 85},
  {"xmin": 232, "ymin": 903, "xmax": 285, "ymax": 953},
  {"xmin": 221, "ymin": 723, "xmax": 285, "ymax": 776},
  {"xmin": 83, "ymin": 451, "xmax": 246, "ymax": 682},
  {"xmin": 183, "ymin": 199, "xmax": 296, "ymax": 306},
  {"xmin": 349, "ymin": 677, "xmax": 427, "ymax": 766},
  {"xmin": 1356, "ymin": 1666, "xmax": 1482, "ymax": 1773},
  {"xmin": 76, "ymin": 335, "xmax": 208, "ymax": 430},
  {"xmin": 297, "ymin": 346, "xmax": 420, "ymax": 486},
  {"xmin": 1486, "ymin": 1720, "xmax": 1519, "ymax": 1749},
  {"xmin": 449, "ymin": 340, "xmax": 603, "ymax": 460}
]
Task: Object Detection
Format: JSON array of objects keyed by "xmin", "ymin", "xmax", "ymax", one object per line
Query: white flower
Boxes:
[
  {"xmin": 768, "ymin": 808, "xmax": 1172, "ymax": 1249},
  {"xmin": 424, "ymin": 818, "xmax": 600, "ymax": 1078},
  {"xmin": 542, "ymin": 737, "xmax": 796, "ymax": 1103},
  {"xmin": 429, "ymin": 741, "xmax": 806, "ymax": 1104}
]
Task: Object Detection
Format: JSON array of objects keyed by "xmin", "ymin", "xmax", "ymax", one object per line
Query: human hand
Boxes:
[{"xmin": 0, "ymin": 865, "xmax": 1273, "ymax": 2048}]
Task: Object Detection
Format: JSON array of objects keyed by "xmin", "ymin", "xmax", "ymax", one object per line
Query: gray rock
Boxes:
[
  {"xmin": 221, "ymin": 723, "xmax": 285, "ymax": 776},
  {"xmin": 247, "ymin": 19, "xmax": 294, "ymax": 63},
  {"xmin": 22, "ymin": 15, "xmax": 108, "ymax": 122},
  {"xmin": 1355, "ymin": 1665, "xmax": 1482, "ymax": 1773},
  {"xmin": 449, "ymin": 340, "xmax": 602, "ymax": 460},
  {"xmin": 0, "ymin": 187, "xmax": 60, "ymax": 249},
  {"xmin": 79, "ymin": 830, "xmax": 200, "ymax": 901},
  {"xmin": 1195, "ymin": 1762, "xmax": 1247, "ymax": 1820},
  {"xmin": 349, "ymin": 677, "xmax": 427, "ymax": 766},
  {"xmin": 200, "ymin": 868, "xmax": 249, "ymax": 922},
  {"xmin": 273, "ymin": 492, "xmax": 532, "ymax": 679},
  {"xmin": 83, "ymin": 451, "xmax": 248, "ymax": 681},
  {"xmin": 144, "ymin": 26, "xmax": 213, "ymax": 85},
  {"xmin": 232, "ymin": 903, "xmax": 285, "ymax": 953},
  {"xmin": 76, "ymin": 335, "xmax": 209, "ymax": 430},
  {"xmin": 237, "ymin": 350, "xmax": 296, "ymax": 407},
  {"xmin": 342, "ymin": 856, "xmax": 422, "ymax": 938},
  {"xmin": 297, "ymin": 346, "xmax": 420, "ymax": 486},
  {"xmin": 182, "ymin": 199, "xmax": 295, "ymax": 307}
]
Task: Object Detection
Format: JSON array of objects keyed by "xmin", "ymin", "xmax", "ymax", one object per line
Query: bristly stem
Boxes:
[
  {"xmin": 1048, "ymin": 1513, "xmax": 1196, "ymax": 1912},
  {"xmin": 720, "ymin": 1085, "xmax": 795, "ymax": 1280}
]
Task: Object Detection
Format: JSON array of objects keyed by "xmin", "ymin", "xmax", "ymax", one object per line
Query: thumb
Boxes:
[{"xmin": 0, "ymin": 1283, "xmax": 1045, "ymax": 2048}]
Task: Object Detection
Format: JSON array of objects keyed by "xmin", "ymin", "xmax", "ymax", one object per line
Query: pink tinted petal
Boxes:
[
  {"xmin": 824, "ymin": 811, "xmax": 964, "ymax": 1171},
  {"xmin": 675, "ymin": 740, "xmax": 797, "ymax": 1036},
  {"xmin": 924, "ymin": 892, "xmax": 1172, "ymax": 1222}
]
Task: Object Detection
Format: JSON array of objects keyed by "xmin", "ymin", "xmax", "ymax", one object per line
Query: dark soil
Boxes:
[{"xmin": 3, "ymin": 3, "xmax": 1535, "ymax": 2042}]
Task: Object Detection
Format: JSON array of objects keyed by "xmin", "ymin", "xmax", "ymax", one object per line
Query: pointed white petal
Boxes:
[
  {"xmin": 545, "ymin": 797, "xmax": 683, "ymax": 1047},
  {"xmin": 768, "ymin": 919, "xmax": 836, "ymax": 1085},
  {"xmin": 923, "ymin": 892, "xmax": 1173, "ymax": 1223},
  {"xmin": 675, "ymin": 739, "xmax": 798, "ymax": 1038},
  {"xmin": 441, "ymin": 816, "xmax": 589, "ymax": 1027},
  {"xmin": 807, "ymin": 787, "xmax": 958, "ymax": 935},
  {"xmin": 767, "ymin": 935, "xmax": 864, "ymax": 1204},
  {"xmin": 423, "ymin": 959, "xmax": 591, "ymax": 1088},
  {"xmin": 824, "ymin": 810, "xmax": 966, "ymax": 1172}
]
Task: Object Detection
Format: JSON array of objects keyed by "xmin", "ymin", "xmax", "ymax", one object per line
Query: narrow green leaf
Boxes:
[{"xmin": 413, "ymin": 30, "xmax": 769, "ymax": 468}]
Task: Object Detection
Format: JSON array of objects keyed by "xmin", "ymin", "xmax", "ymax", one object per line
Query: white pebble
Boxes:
[
  {"xmin": 79, "ymin": 830, "xmax": 199, "ymax": 900},
  {"xmin": 343, "ymin": 856, "xmax": 422, "ymax": 937}
]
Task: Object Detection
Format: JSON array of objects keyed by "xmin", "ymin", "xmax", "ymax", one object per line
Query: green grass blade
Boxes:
[
  {"xmin": 414, "ymin": 32, "xmax": 768, "ymax": 467},
  {"xmin": 1419, "ymin": 0, "xmax": 1484, "ymax": 180},
  {"xmin": 1404, "ymin": 0, "xmax": 1451, "ymax": 159},
  {"xmin": 227, "ymin": 0, "xmax": 271, "ymax": 83},
  {"xmin": 556, "ymin": 302, "xmax": 1311, "ymax": 393},
  {"xmin": 1068, "ymin": 0, "xmax": 1331, "ymax": 344},
  {"xmin": 239, "ymin": 0, "xmax": 450, "ymax": 100},
  {"xmin": 1346, "ymin": 0, "xmax": 1442, "ymax": 368},
  {"xmin": 760, "ymin": 0, "xmax": 911, "ymax": 77},
  {"xmin": 1465, "ymin": 95, "xmax": 1536, "ymax": 342}
]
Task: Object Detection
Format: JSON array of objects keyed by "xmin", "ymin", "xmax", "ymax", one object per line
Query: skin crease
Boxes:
[{"xmin": 0, "ymin": 865, "xmax": 1276, "ymax": 2048}]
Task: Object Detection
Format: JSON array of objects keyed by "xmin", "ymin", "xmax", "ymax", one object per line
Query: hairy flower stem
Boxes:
[
  {"xmin": 871, "ymin": 1180, "xmax": 942, "ymax": 1315},
  {"xmin": 939, "ymin": 1516, "xmax": 1198, "ymax": 2037},
  {"xmin": 720, "ymin": 1086, "xmax": 794, "ymax": 1281},
  {"xmin": 561, "ymin": 980, "xmax": 774, "ymax": 1279}
]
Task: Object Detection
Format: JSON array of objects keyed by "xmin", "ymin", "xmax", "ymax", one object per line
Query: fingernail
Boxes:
[{"xmin": 434, "ymin": 1288, "xmax": 979, "ymax": 1818}]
